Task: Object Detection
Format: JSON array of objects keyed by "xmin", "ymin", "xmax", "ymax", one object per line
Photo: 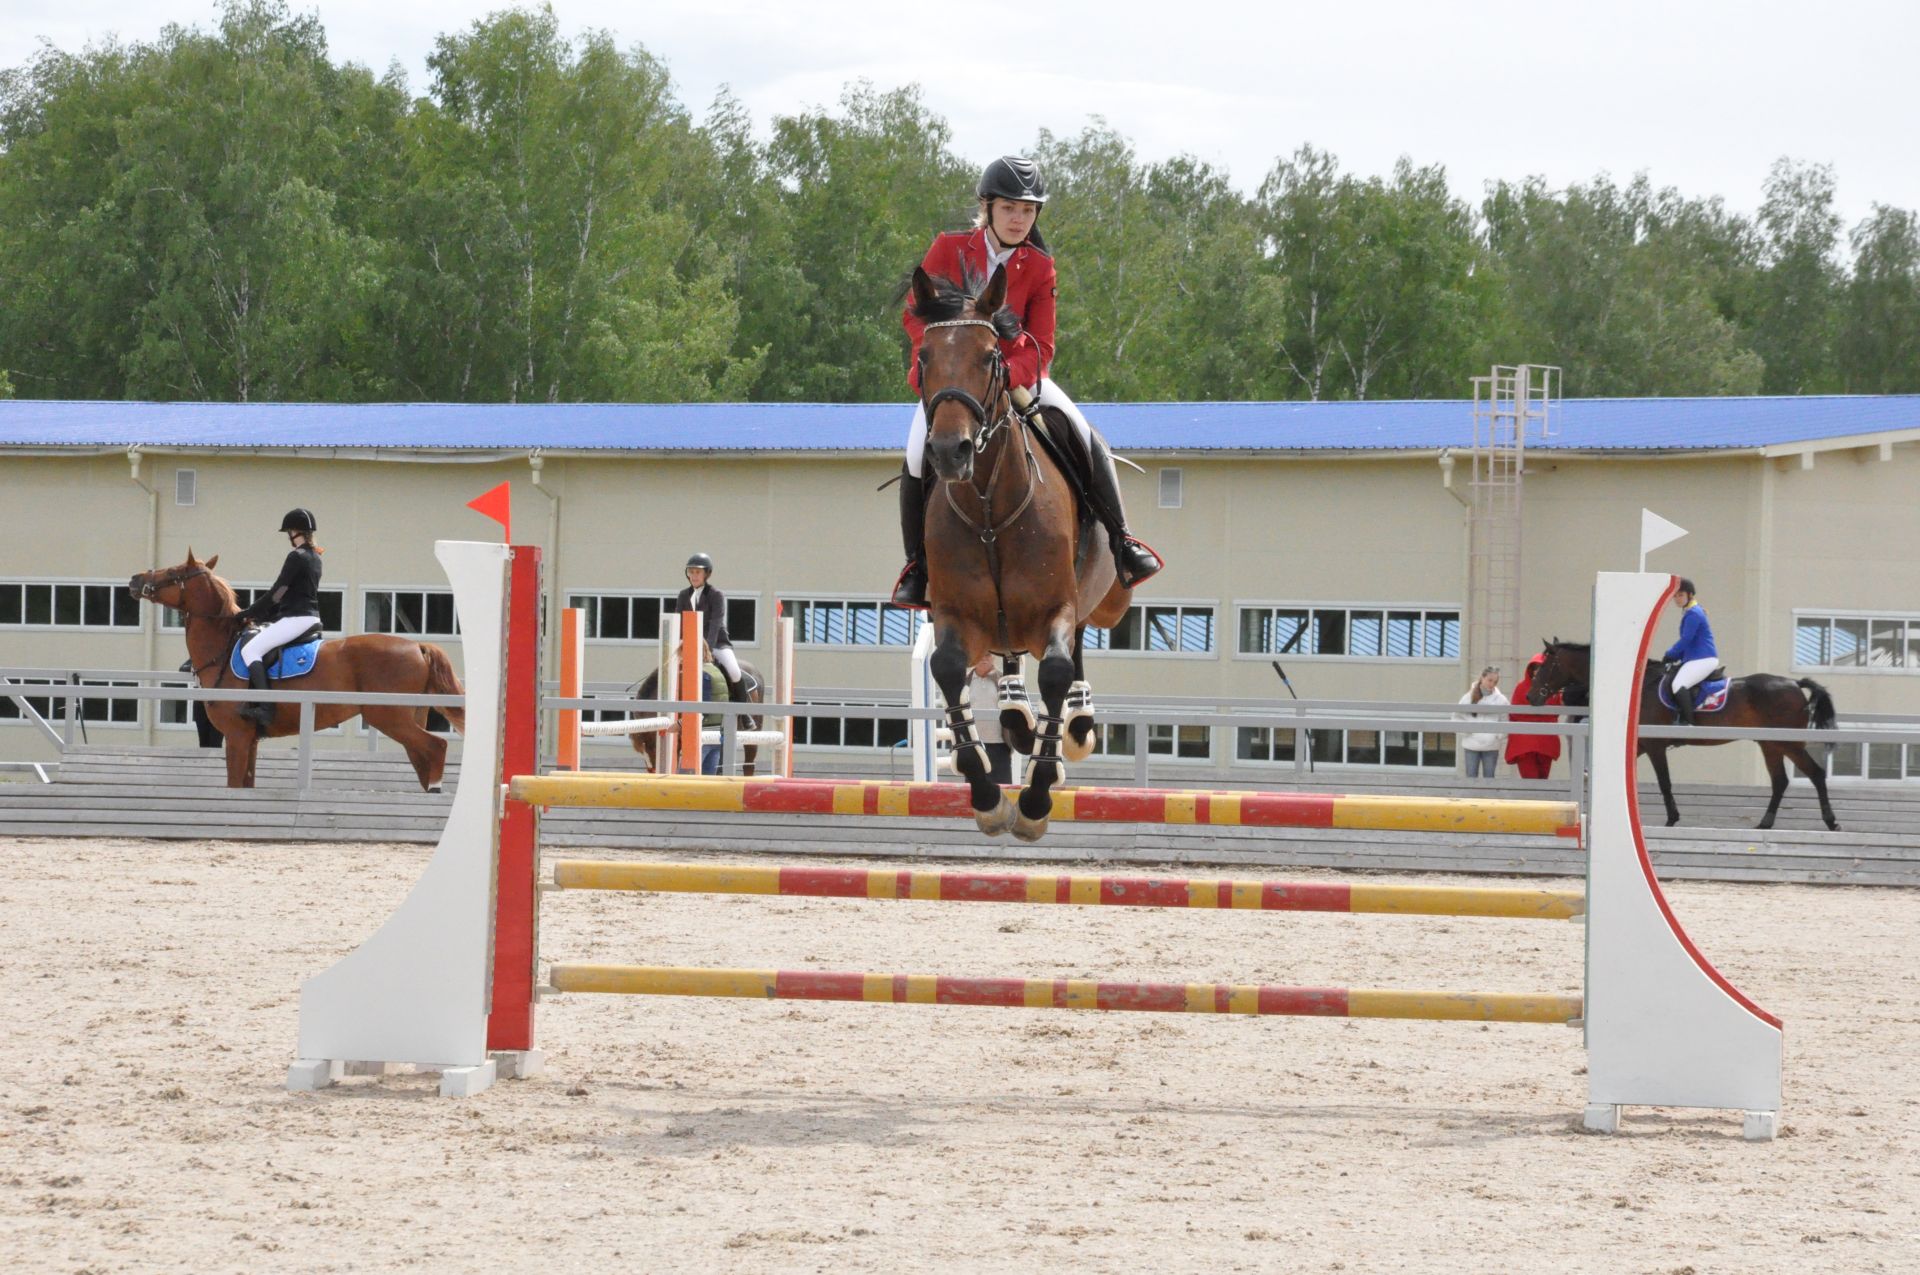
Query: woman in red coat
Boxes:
[
  {"xmin": 891, "ymin": 155, "xmax": 1162, "ymax": 607},
  {"xmin": 1505, "ymin": 652, "xmax": 1565, "ymax": 780}
]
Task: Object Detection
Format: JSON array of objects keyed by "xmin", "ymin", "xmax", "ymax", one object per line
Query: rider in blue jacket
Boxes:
[{"xmin": 1664, "ymin": 578, "xmax": 1718, "ymax": 726}]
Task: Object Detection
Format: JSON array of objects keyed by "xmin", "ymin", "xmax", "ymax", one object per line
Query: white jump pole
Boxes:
[{"xmin": 909, "ymin": 620, "xmax": 940, "ymax": 783}]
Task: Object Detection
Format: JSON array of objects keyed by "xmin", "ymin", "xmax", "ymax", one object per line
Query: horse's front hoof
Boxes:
[
  {"xmin": 1666, "ymin": 816, "xmax": 1681, "ymax": 827},
  {"xmin": 427, "ymin": 784, "xmax": 443, "ymax": 795},
  {"xmin": 1011, "ymin": 809, "xmax": 1049, "ymax": 842},
  {"xmin": 974, "ymin": 793, "xmax": 1017, "ymax": 837},
  {"xmin": 1062, "ymin": 727, "xmax": 1095, "ymax": 763}
]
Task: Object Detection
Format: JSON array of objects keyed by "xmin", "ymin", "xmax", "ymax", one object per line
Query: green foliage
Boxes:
[{"xmin": 0, "ymin": 4, "xmax": 1914, "ymax": 404}]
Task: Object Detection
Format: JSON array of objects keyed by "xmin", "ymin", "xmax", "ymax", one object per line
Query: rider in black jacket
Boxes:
[
  {"xmin": 235, "ymin": 509, "xmax": 324, "ymax": 727},
  {"xmin": 674, "ymin": 553, "xmax": 751, "ymax": 704}
]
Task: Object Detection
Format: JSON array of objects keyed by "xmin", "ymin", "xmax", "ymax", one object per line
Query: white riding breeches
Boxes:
[
  {"xmin": 905, "ymin": 378, "xmax": 1092, "ymax": 478},
  {"xmin": 1671, "ymin": 656, "xmax": 1720, "ymax": 692},
  {"xmin": 240, "ymin": 616, "xmax": 320, "ymax": 666},
  {"xmin": 710, "ymin": 645, "xmax": 741, "ymax": 684}
]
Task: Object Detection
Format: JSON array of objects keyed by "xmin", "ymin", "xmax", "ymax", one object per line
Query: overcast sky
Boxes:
[{"xmin": 5, "ymin": 0, "xmax": 1916, "ymax": 232}]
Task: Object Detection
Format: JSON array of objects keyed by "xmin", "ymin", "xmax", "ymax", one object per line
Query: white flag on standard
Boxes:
[{"xmin": 1639, "ymin": 508, "xmax": 1688, "ymax": 571}]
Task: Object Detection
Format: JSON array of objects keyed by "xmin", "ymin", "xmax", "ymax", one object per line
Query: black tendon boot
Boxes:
[
  {"xmin": 892, "ymin": 465, "xmax": 930, "ymax": 607},
  {"xmin": 239, "ymin": 661, "xmax": 276, "ymax": 728},
  {"xmin": 1085, "ymin": 433, "xmax": 1163, "ymax": 587}
]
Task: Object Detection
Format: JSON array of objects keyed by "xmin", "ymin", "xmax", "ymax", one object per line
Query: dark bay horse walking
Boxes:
[
  {"xmin": 130, "ymin": 552, "xmax": 466, "ymax": 790},
  {"xmin": 909, "ymin": 265, "xmax": 1131, "ymax": 841},
  {"xmin": 1529, "ymin": 639, "xmax": 1839, "ymax": 831},
  {"xmin": 625, "ymin": 662, "xmax": 768, "ymax": 776}
]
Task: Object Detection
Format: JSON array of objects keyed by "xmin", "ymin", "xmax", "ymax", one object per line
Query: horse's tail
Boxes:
[
  {"xmin": 423, "ymin": 643, "xmax": 466, "ymax": 734},
  {"xmin": 1797, "ymin": 677, "xmax": 1837, "ymax": 733}
]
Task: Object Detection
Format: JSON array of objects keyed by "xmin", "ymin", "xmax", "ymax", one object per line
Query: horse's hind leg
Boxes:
[
  {"xmin": 1645, "ymin": 744, "xmax": 1681, "ymax": 826},
  {"xmin": 1013, "ymin": 620, "xmax": 1075, "ymax": 843},
  {"xmin": 1784, "ymin": 742, "xmax": 1840, "ymax": 831},
  {"xmin": 225, "ymin": 734, "xmax": 255, "ymax": 789},
  {"xmin": 1756, "ymin": 744, "xmax": 1790, "ymax": 831},
  {"xmin": 929, "ymin": 626, "xmax": 1014, "ymax": 835},
  {"xmin": 364, "ymin": 705, "xmax": 449, "ymax": 792}
]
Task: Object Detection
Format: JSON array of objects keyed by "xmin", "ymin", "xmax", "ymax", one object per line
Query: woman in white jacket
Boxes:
[{"xmin": 1456, "ymin": 666, "xmax": 1506, "ymax": 779}]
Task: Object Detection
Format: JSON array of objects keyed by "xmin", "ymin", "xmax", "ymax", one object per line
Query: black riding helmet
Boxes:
[
  {"xmin": 280, "ymin": 508, "xmax": 317, "ymax": 534},
  {"xmin": 978, "ymin": 156, "xmax": 1047, "ymax": 205},
  {"xmin": 686, "ymin": 552, "xmax": 715, "ymax": 577}
]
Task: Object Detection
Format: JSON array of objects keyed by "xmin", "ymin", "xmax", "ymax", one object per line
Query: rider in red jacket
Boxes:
[{"xmin": 892, "ymin": 156, "xmax": 1163, "ymax": 607}]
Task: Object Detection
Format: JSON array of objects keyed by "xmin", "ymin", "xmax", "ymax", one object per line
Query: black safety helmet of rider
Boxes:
[
  {"xmin": 1676, "ymin": 577, "xmax": 1698, "ymax": 597},
  {"xmin": 685, "ymin": 553, "xmax": 715, "ymax": 577},
  {"xmin": 280, "ymin": 508, "xmax": 318, "ymax": 534},
  {"xmin": 977, "ymin": 156, "xmax": 1047, "ymax": 205}
]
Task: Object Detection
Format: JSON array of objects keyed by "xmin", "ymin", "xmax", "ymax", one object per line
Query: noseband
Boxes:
[{"xmin": 921, "ymin": 319, "xmax": 1013, "ymax": 451}]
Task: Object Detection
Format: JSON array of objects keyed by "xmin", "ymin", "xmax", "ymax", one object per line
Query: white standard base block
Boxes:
[
  {"xmin": 438, "ymin": 1060, "xmax": 497, "ymax": 1098},
  {"xmin": 491, "ymin": 1049, "xmax": 546, "ymax": 1080},
  {"xmin": 1582, "ymin": 1103, "xmax": 1620, "ymax": 1135},
  {"xmin": 287, "ymin": 1059, "xmax": 344, "ymax": 1092},
  {"xmin": 1743, "ymin": 1111, "xmax": 1780, "ymax": 1141}
]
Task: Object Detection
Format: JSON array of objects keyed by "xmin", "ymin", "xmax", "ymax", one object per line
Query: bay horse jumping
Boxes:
[
  {"xmin": 129, "ymin": 551, "xmax": 466, "ymax": 790},
  {"xmin": 1529, "ymin": 638, "xmax": 1839, "ymax": 831},
  {"xmin": 626, "ymin": 662, "xmax": 767, "ymax": 776},
  {"xmin": 909, "ymin": 265, "xmax": 1131, "ymax": 841}
]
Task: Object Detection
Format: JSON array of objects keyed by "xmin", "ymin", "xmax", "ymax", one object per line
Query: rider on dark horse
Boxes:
[
  {"xmin": 1665, "ymin": 577, "xmax": 1719, "ymax": 726},
  {"xmin": 235, "ymin": 509, "xmax": 324, "ymax": 726},
  {"xmin": 892, "ymin": 155, "xmax": 1163, "ymax": 608},
  {"xmin": 675, "ymin": 553, "xmax": 754, "ymax": 707}
]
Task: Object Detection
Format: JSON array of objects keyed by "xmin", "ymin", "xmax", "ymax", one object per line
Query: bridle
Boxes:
[
  {"xmin": 920, "ymin": 318, "xmax": 1015, "ymax": 455},
  {"xmin": 135, "ymin": 565, "xmax": 232, "ymax": 680}
]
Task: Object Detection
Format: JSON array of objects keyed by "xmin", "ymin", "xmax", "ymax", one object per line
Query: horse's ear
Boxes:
[
  {"xmin": 185, "ymin": 547, "xmax": 197, "ymax": 564},
  {"xmin": 910, "ymin": 265, "xmax": 938, "ymax": 315},
  {"xmin": 977, "ymin": 265, "xmax": 1008, "ymax": 316},
  {"xmin": 206, "ymin": 554, "xmax": 219, "ymax": 570}
]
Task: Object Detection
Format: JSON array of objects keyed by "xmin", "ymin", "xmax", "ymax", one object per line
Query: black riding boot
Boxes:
[
  {"xmin": 1673, "ymin": 681, "xmax": 1697, "ymax": 727},
  {"xmin": 892, "ymin": 465, "xmax": 930, "ymax": 608},
  {"xmin": 239, "ymin": 661, "xmax": 275, "ymax": 728},
  {"xmin": 1085, "ymin": 433, "xmax": 1163, "ymax": 587}
]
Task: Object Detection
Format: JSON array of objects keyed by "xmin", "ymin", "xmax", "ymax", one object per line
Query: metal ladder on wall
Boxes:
[{"xmin": 1468, "ymin": 365, "xmax": 1559, "ymax": 682}]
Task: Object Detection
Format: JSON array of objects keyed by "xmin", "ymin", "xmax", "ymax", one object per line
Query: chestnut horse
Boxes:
[
  {"xmin": 129, "ymin": 551, "xmax": 465, "ymax": 790},
  {"xmin": 909, "ymin": 265, "xmax": 1130, "ymax": 841},
  {"xmin": 625, "ymin": 662, "xmax": 767, "ymax": 776},
  {"xmin": 1528, "ymin": 638, "xmax": 1839, "ymax": 831}
]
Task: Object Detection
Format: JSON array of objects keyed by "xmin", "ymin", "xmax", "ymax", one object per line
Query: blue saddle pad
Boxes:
[
  {"xmin": 231, "ymin": 634, "xmax": 322, "ymax": 681},
  {"xmin": 1658, "ymin": 678, "xmax": 1729, "ymax": 713}
]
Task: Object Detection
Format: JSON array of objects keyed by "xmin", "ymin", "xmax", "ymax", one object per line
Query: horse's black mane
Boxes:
[
  {"xmin": 1543, "ymin": 637, "xmax": 1591, "ymax": 653},
  {"xmin": 904, "ymin": 271, "xmax": 1022, "ymax": 341}
]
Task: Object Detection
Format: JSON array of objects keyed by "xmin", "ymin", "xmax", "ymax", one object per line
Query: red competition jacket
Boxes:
[{"xmin": 902, "ymin": 229, "xmax": 1056, "ymax": 395}]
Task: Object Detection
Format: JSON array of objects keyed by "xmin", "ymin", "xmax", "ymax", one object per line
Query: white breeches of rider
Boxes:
[
  {"xmin": 1671, "ymin": 656, "xmax": 1719, "ymax": 692},
  {"xmin": 905, "ymin": 378, "xmax": 1091, "ymax": 479},
  {"xmin": 710, "ymin": 645, "xmax": 741, "ymax": 684},
  {"xmin": 240, "ymin": 616, "xmax": 320, "ymax": 666}
]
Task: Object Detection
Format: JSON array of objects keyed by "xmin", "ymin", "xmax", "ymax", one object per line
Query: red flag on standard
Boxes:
[{"xmin": 467, "ymin": 481, "xmax": 511, "ymax": 542}]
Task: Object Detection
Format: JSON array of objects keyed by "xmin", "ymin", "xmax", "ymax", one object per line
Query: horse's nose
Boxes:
[
  {"xmin": 931, "ymin": 434, "xmax": 975, "ymax": 481},
  {"xmin": 127, "ymin": 574, "xmax": 145, "ymax": 597}
]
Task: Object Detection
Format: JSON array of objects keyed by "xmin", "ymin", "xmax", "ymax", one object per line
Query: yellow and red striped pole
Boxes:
[
  {"xmin": 548, "ymin": 964, "xmax": 1583, "ymax": 1024},
  {"xmin": 510, "ymin": 773, "xmax": 1581, "ymax": 838},
  {"xmin": 550, "ymin": 861, "xmax": 1585, "ymax": 921}
]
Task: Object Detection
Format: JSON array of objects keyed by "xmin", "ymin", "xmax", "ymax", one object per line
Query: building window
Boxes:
[
  {"xmin": 1794, "ymin": 612, "xmax": 1916, "ymax": 671},
  {"xmin": 0, "ymin": 581, "xmax": 143, "ymax": 630},
  {"xmin": 1084, "ymin": 603, "xmax": 1216, "ymax": 655},
  {"xmin": 788, "ymin": 598, "xmax": 917, "ymax": 648},
  {"xmin": 1237, "ymin": 604, "xmax": 1460, "ymax": 660},
  {"xmin": 791, "ymin": 712, "xmax": 911, "ymax": 749},
  {"xmin": 365, "ymin": 589, "xmax": 460, "ymax": 637},
  {"xmin": 568, "ymin": 592, "xmax": 757, "ymax": 645},
  {"xmin": 1158, "ymin": 467, "xmax": 1183, "ymax": 509},
  {"xmin": 0, "ymin": 678, "xmax": 141, "ymax": 725},
  {"xmin": 163, "ymin": 588, "xmax": 345, "ymax": 633},
  {"xmin": 1238, "ymin": 725, "xmax": 1456, "ymax": 769},
  {"xmin": 1826, "ymin": 741, "xmax": 1920, "ymax": 782},
  {"xmin": 1088, "ymin": 721, "xmax": 1213, "ymax": 760}
]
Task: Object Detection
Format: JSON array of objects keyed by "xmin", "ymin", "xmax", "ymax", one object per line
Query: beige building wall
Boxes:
[{"xmin": 4, "ymin": 441, "xmax": 1916, "ymax": 785}]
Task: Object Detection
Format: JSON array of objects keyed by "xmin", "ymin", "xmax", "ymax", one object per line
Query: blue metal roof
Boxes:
[{"xmin": 2, "ymin": 395, "xmax": 1916, "ymax": 453}]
